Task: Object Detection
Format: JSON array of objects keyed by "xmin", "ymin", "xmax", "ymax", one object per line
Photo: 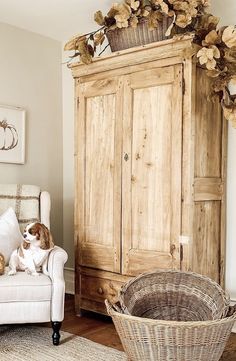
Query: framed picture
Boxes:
[{"xmin": 0, "ymin": 104, "xmax": 25, "ymax": 164}]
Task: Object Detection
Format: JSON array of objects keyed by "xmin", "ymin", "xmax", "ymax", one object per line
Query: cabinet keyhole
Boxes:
[{"xmin": 124, "ymin": 153, "xmax": 129, "ymax": 161}]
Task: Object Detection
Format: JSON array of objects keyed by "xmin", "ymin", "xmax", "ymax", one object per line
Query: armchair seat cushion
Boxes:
[{"xmin": 0, "ymin": 270, "xmax": 52, "ymax": 302}]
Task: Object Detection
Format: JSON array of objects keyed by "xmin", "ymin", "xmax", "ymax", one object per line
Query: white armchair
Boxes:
[{"xmin": 0, "ymin": 184, "xmax": 68, "ymax": 345}]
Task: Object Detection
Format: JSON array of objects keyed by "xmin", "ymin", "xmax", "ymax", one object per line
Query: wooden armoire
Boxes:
[{"xmin": 71, "ymin": 36, "xmax": 227, "ymax": 315}]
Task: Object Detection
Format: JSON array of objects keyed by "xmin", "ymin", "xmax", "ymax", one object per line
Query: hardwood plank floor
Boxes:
[
  {"xmin": 53, "ymin": 294, "xmax": 236, "ymax": 359},
  {"xmin": 61, "ymin": 294, "xmax": 123, "ymax": 351}
]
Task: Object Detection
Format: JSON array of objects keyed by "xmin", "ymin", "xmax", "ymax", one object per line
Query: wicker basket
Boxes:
[
  {"xmin": 105, "ymin": 271, "xmax": 236, "ymax": 361},
  {"xmin": 119, "ymin": 270, "xmax": 230, "ymax": 321},
  {"xmin": 106, "ymin": 300, "xmax": 236, "ymax": 361},
  {"xmin": 106, "ymin": 17, "xmax": 173, "ymax": 52}
]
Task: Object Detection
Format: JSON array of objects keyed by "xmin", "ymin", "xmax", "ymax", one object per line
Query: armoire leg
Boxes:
[{"xmin": 51, "ymin": 321, "xmax": 62, "ymax": 345}]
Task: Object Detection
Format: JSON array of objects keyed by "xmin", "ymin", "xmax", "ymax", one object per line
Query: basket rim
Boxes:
[
  {"xmin": 105, "ymin": 299, "xmax": 236, "ymax": 328},
  {"xmin": 119, "ymin": 269, "xmax": 230, "ymax": 300},
  {"xmin": 118, "ymin": 270, "xmax": 230, "ymax": 320}
]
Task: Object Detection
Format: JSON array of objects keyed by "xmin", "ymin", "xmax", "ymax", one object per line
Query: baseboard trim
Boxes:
[{"xmin": 64, "ymin": 267, "xmax": 75, "ymax": 295}]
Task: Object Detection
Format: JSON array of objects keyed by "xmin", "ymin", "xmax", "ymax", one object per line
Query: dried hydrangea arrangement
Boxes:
[
  {"xmin": 64, "ymin": 0, "xmax": 236, "ymax": 127},
  {"xmin": 195, "ymin": 22, "xmax": 236, "ymax": 127}
]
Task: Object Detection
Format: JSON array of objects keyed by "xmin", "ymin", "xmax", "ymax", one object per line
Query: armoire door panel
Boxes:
[
  {"xmin": 122, "ymin": 65, "xmax": 183, "ymax": 276},
  {"xmin": 85, "ymin": 94, "xmax": 116, "ymax": 247},
  {"xmin": 131, "ymin": 84, "xmax": 173, "ymax": 253},
  {"xmin": 125, "ymin": 250, "xmax": 175, "ymax": 275},
  {"xmin": 76, "ymin": 78, "xmax": 122, "ymax": 273},
  {"xmin": 192, "ymin": 201, "xmax": 221, "ymax": 283}
]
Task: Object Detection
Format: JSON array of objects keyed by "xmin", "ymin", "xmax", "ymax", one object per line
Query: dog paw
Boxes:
[
  {"xmin": 31, "ymin": 272, "xmax": 40, "ymax": 276},
  {"xmin": 25, "ymin": 269, "xmax": 40, "ymax": 276},
  {"xmin": 8, "ymin": 270, "xmax": 16, "ymax": 276}
]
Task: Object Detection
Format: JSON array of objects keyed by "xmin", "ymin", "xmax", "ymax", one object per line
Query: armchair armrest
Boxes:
[
  {"xmin": 48, "ymin": 246, "xmax": 68, "ymax": 281},
  {"xmin": 48, "ymin": 246, "xmax": 68, "ymax": 322}
]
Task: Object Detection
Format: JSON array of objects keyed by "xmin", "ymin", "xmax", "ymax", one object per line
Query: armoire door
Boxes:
[
  {"xmin": 122, "ymin": 64, "xmax": 183, "ymax": 276},
  {"xmin": 75, "ymin": 77, "xmax": 122, "ymax": 273}
]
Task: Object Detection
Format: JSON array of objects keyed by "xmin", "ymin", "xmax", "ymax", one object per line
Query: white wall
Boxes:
[
  {"xmin": 211, "ymin": 0, "xmax": 236, "ymax": 300},
  {"xmin": 226, "ymin": 117, "xmax": 236, "ymax": 300},
  {"xmin": 62, "ymin": 48, "xmax": 74, "ymax": 268},
  {"xmin": 0, "ymin": 22, "xmax": 63, "ymax": 247}
]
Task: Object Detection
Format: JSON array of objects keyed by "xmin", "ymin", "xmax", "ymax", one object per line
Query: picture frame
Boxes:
[{"xmin": 0, "ymin": 104, "xmax": 25, "ymax": 164}]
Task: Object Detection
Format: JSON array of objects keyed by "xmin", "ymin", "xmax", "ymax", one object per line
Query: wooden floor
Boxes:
[
  {"xmin": 61, "ymin": 294, "xmax": 123, "ymax": 351},
  {"xmin": 54, "ymin": 294, "xmax": 236, "ymax": 360}
]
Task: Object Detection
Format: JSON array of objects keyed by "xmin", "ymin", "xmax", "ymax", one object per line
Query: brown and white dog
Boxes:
[{"xmin": 8, "ymin": 222, "xmax": 54, "ymax": 276}]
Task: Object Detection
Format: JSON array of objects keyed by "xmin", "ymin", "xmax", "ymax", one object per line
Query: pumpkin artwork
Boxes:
[{"xmin": 0, "ymin": 119, "xmax": 18, "ymax": 151}]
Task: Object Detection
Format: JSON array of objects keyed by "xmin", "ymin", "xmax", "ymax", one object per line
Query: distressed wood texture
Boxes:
[
  {"xmin": 72, "ymin": 38, "xmax": 227, "ymax": 314},
  {"xmin": 75, "ymin": 78, "xmax": 122, "ymax": 275},
  {"xmin": 70, "ymin": 36, "xmax": 195, "ymax": 78},
  {"xmin": 191, "ymin": 67, "xmax": 226, "ymax": 284},
  {"xmin": 122, "ymin": 65, "xmax": 182, "ymax": 275},
  {"xmin": 194, "ymin": 178, "xmax": 223, "ymax": 202},
  {"xmin": 79, "ymin": 268, "xmax": 131, "ymax": 315}
]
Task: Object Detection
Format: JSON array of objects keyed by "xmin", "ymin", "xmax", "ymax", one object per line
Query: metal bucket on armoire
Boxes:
[{"xmin": 106, "ymin": 17, "xmax": 173, "ymax": 52}]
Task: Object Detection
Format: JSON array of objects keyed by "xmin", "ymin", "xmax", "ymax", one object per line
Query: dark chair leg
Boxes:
[{"xmin": 51, "ymin": 321, "xmax": 62, "ymax": 345}]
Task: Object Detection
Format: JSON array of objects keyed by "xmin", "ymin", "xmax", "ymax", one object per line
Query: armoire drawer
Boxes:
[{"xmin": 80, "ymin": 274, "xmax": 123, "ymax": 304}]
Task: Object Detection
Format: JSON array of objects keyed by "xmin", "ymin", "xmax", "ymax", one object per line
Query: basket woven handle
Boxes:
[
  {"xmin": 105, "ymin": 299, "xmax": 123, "ymax": 314},
  {"xmin": 226, "ymin": 304, "xmax": 236, "ymax": 317}
]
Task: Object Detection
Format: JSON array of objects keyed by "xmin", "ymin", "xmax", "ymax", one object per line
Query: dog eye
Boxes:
[{"xmin": 29, "ymin": 229, "xmax": 33, "ymax": 235}]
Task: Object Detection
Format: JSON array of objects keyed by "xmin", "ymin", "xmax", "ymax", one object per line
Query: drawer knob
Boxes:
[{"xmin": 97, "ymin": 287, "xmax": 104, "ymax": 295}]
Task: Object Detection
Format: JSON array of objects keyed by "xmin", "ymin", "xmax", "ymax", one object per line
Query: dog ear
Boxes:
[
  {"xmin": 23, "ymin": 240, "xmax": 30, "ymax": 249},
  {"xmin": 39, "ymin": 224, "xmax": 54, "ymax": 250},
  {"xmin": 0, "ymin": 253, "xmax": 5, "ymax": 275}
]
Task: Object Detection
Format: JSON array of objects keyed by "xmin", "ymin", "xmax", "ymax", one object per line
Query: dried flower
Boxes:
[
  {"xmin": 202, "ymin": 30, "xmax": 220, "ymax": 46},
  {"xmin": 222, "ymin": 26, "xmax": 236, "ymax": 48},
  {"xmin": 130, "ymin": 15, "xmax": 139, "ymax": 27},
  {"xmin": 175, "ymin": 13, "xmax": 192, "ymax": 28},
  {"xmin": 201, "ymin": 0, "xmax": 210, "ymax": 6},
  {"xmin": 77, "ymin": 38, "xmax": 93, "ymax": 64},
  {"xmin": 223, "ymin": 106, "xmax": 236, "ymax": 127},
  {"xmin": 223, "ymin": 48, "xmax": 235, "ymax": 64},
  {"xmin": 112, "ymin": 3, "xmax": 132, "ymax": 28},
  {"xmin": 126, "ymin": 0, "xmax": 140, "ymax": 10},
  {"xmin": 140, "ymin": 8, "xmax": 150, "ymax": 17},
  {"xmin": 197, "ymin": 45, "xmax": 220, "ymax": 70},
  {"xmin": 148, "ymin": 10, "xmax": 163, "ymax": 30},
  {"xmin": 153, "ymin": 0, "xmax": 169, "ymax": 14},
  {"xmin": 171, "ymin": 1, "xmax": 191, "ymax": 12},
  {"xmin": 222, "ymin": 88, "xmax": 236, "ymax": 128},
  {"xmin": 64, "ymin": 34, "xmax": 81, "ymax": 51},
  {"xmin": 94, "ymin": 11, "xmax": 105, "ymax": 26},
  {"xmin": 94, "ymin": 32, "xmax": 105, "ymax": 46}
]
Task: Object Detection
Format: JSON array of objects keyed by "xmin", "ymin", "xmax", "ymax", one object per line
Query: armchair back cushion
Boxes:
[{"xmin": 0, "ymin": 184, "xmax": 40, "ymax": 232}]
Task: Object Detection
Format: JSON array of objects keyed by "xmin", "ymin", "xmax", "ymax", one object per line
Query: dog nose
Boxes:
[{"xmin": 23, "ymin": 233, "xmax": 27, "ymax": 238}]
